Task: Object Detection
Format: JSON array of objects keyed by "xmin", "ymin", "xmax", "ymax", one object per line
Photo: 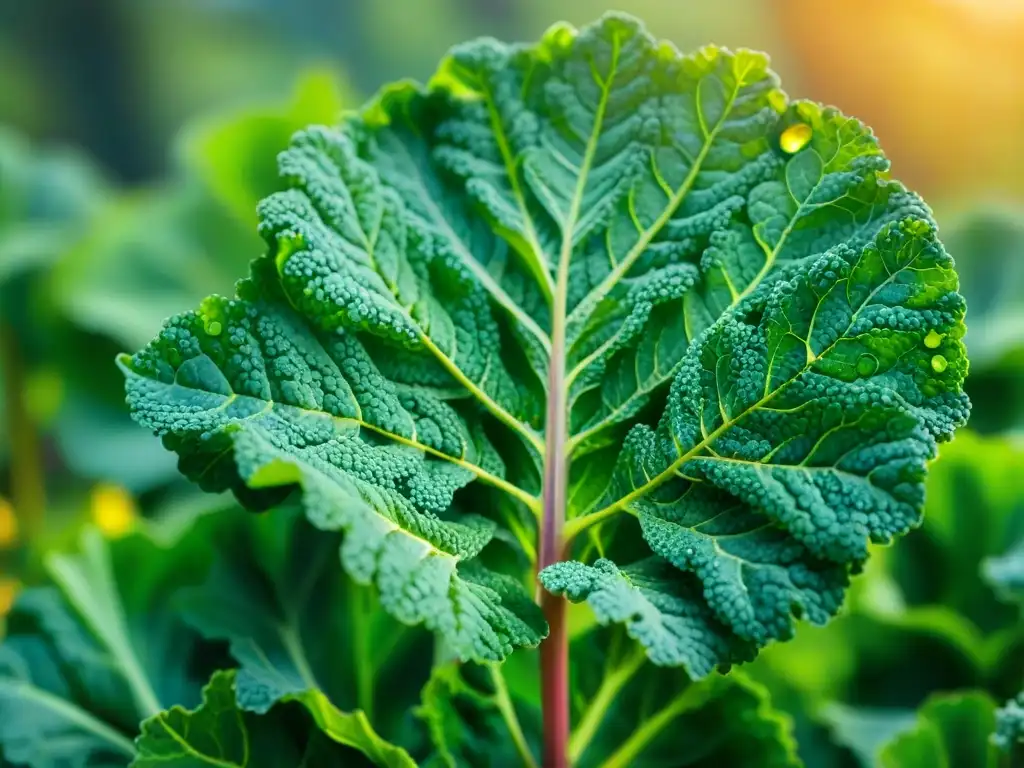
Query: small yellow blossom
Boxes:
[
  {"xmin": 0, "ymin": 497, "xmax": 17, "ymax": 548},
  {"xmin": 91, "ymin": 483, "xmax": 137, "ymax": 537}
]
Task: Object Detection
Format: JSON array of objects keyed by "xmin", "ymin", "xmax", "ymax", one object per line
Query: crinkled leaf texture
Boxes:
[
  {"xmin": 133, "ymin": 669, "xmax": 415, "ymax": 768},
  {"xmin": 120, "ymin": 11, "xmax": 969, "ymax": 672}
]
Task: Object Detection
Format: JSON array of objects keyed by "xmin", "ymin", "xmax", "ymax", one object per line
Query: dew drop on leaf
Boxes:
[
  {"xmin": 780, "ymin": 122, "xmax": 812, "ymax": 154},
  {"xmin": 206, "ymin": 320, "xmax": 223, "ymax": 336},
  {"xmin": 931, "ymin": 354, "xmax": 948, "ymax": 373},
  {"xmin": 924, "ymin": 329, "xmax": 944, "ymax": 349},
  {"xmin": 856, "ymin": 353, "xmax": 879, "ymax": 377}
]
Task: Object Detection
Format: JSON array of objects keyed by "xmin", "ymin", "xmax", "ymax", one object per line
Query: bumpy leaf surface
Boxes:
[{"xmin": 121, "ymin": 12, "xmax": 969, "ymax": 668}]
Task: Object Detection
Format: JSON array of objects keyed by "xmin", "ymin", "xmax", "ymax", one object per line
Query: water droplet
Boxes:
[
  {"xmin": 686, "ymin": 548, "xmax": 695, "ymax": 556},
  {"xmin": 924, "ymin": 330, "xmax": 943, "ymax": 349},
  {"xmin": 780, "ymin": 122, "xmax": 812, "ymax": 154},
  {"xmin": 206, "ymin": 320, "xmax": 223, "ymax": 336},
  {"xmin": 931, "ymin": 354, "xmax": 948, "ymax": 373},
  {"xmin": 856, "ymin": 353, "xmax": 879, "ymax": 377}
]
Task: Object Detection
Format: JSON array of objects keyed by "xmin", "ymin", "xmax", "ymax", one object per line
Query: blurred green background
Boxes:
[{"xmin": 1, "ymin": 1, "xmax": 1023, "ymax": 764}]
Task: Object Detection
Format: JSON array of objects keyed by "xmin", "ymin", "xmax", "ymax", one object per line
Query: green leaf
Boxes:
[
  {"xmin": 883, "ymin": 431, "xmax": 1024, "ymax": 632},
  {"xmin": 416, "ymin": 662, "xmax": 539, "ymax": 768},
  {"xmin": 568, "ymin": 629, "xmax": 799, "ymax": 768},
  {"xmin": 541, "ymin": 558, "xmax": 755, "ymax": 677},
  {"xmin": 0, "ymin": 520, "xmax": 217, "ymax": 767},
  {"xmin": 942, "ymin": 208, "xmax": 1024, "ymax": 434},
  {"xmin": 120, "ymin": 12, "xmax": 969, "ymax": 672},
  {"xmin": 175, "ymin": 504, "xmax": 430, "ymax": 741},
  {"xmin": 878, "ymin": 692, "xmax": 999, "ymax": 768},
  {"xmin": 552, "ymin": 215, "xmax": 969, "ymax": 669},
  {"xmin": 180, "ymin": 68, "xmax": 353, "ymax": 229},
  {"xmin": 133, "ymin": 669, "xmax": 415, "ymax": 768}
]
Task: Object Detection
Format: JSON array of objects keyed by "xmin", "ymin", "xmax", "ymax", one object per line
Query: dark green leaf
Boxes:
[
  {"xmin": 878, "ymin": 692, "xmax": 999, "ymax": 768},
  {"xmin": 132, "ymin": 669, "xmax": 415, "ymax": 768},
  {"xmin": 0, "ymin": 519, "xmax": 217, "ymax": 767}
]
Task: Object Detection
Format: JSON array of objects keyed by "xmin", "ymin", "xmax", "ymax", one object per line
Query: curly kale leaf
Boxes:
[{"xmin": 120, "ymin": 12, "xmax": 969, "ymax": 668}]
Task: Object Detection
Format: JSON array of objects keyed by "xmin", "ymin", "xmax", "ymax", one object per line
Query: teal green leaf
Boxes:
[
  {"xmin": 133, "ymin": 669, "xmax": 415, "ymax": 768},
  {"xmin": 878, "ymin": 692, "xmax": 999, "ymax": 768},
  {"xmin": 554, "ymin": 215, "xmax": 969, "ymax": 667},
  {"xmin": 541, "ymin": 557, "xmax": 755, "ymax": 677},
  {"xmin": 176, "ymin": 505, "xmax": 431, "ymax": 743},
  {"xmin": 0, "ymin": 520, "xmax": 217, "ymax": 767},
  {"xmin": 120, "ymin": 12, "xmax": 970, "ymax": 671}
]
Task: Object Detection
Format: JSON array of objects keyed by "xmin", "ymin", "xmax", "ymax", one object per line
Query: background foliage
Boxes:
[{"xmin": 1, "ymin": 1, "xmax": 1023, "ymax": 766}]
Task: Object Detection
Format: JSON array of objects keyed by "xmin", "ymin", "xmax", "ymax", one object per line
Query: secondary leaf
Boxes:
[
  {"xmin": 133, "ymin": 669, "xmax": 415, "ymax": 768},
  {"xmin": 878, "ymin": 692, "xmax": 999, "ymax": 768},
  {"xmin": 0, "ymin": 520, "xmax": 217, "ymax": 768},
  {"xmin": 416, "ymin": 662, "xmax": 539, "ymax": 768},
  {"xmin": 887, "ymin": 431, "xmax": 1024, "ymax": 632},
  {"xmin": 568, "ymin": 630, "xmax": 799, "ymax": 768},
  {"xmin": 176, "ymin": 504, "xmax": 431, "ymax": 742}
]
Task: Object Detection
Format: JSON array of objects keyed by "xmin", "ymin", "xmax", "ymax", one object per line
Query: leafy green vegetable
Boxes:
[
  {"xmin": 133, "ymin": 669, "xmax": 414, "ymax": 768},
  {"xmin": 877, "ymin": 692, "xmax": 999, "ymax": 768},
  {"xmin": 121, "ymin": 10, "xmax": 968, "ymax": 673}
]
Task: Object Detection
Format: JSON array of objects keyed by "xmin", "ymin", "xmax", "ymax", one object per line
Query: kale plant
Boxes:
[{"xmin": 35, "ymin": 12, "xmax": 973, "ymax": 766}]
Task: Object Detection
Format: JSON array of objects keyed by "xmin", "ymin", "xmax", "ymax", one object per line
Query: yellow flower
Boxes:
[
  {"xmin": 0, "ymin": 497, "xmax": 17, "ymax": 548},
  {"xmin": 0, "ymin": 578, "xmax": 19, "ymax": 617},
  {"xmin": 91, "ymin": 483, "xmax": 137, "ymax": 537}
]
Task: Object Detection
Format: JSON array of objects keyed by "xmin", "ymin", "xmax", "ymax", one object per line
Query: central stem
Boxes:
[{"xmin": 539, "ymin": 235, "xmax": 572, "ymax": 768}]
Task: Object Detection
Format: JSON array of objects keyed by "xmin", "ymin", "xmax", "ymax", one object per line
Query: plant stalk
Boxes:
[
  {"xmin": 0, "ymin": 321, "xmax": 45, "ymax": 539},
  {"xmin": 539, "ymin": 235, "xmax": 572, "ymax": 767}
]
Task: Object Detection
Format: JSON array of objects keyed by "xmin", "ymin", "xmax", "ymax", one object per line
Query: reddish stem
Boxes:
[{"xmin": 539, "ymin": 583, "xmax": 569, "ymax": 767}]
